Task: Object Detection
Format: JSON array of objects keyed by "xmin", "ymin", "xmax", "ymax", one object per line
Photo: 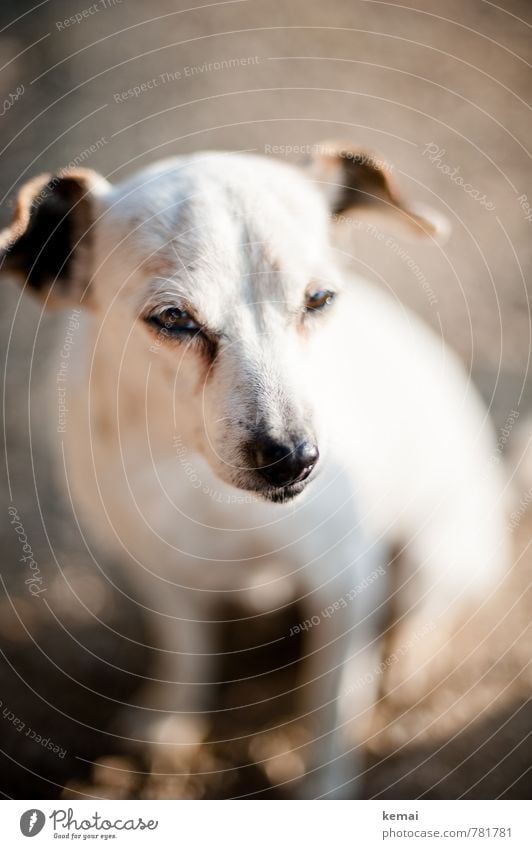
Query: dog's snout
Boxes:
[{"xmin": 250, "ymin": 436, "xmax": 319, "ymax": 488}]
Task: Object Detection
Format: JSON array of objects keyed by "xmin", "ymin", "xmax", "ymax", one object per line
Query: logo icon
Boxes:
[{"xmin": 20, "ymin": 810, "xmax": 45, "ymax": 837}]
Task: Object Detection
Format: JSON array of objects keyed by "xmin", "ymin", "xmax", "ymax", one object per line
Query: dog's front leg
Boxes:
[
  {"xmin": 296, "ymin": 548, "xmax": 387, "ymax": 799},
  {"xmin": 117, "ymin": 585, "xmax": 215, "ymax": 775}
]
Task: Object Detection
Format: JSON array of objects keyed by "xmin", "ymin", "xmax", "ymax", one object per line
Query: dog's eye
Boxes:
[
  {"xmin": 305, "ymin": 290, "xmax": 336, "ymax": 312},
  {"xmin": 147, "ymin": 307, "xmax": 200, "ymax": 334}
]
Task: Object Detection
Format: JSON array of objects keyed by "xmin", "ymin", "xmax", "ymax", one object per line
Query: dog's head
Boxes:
[{"xmin": 0, "ymin": 144, "xmax": 445, "ymax": 502}]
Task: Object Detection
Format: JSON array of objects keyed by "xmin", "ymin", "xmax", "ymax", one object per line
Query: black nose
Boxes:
[{"xmin": 251, "ymin": 437, "xmax": 319, "ymax": 488}]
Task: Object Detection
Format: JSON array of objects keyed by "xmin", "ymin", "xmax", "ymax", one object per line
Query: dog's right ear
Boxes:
[
  {"xmin": 305, "ymin": 141, "xmax": 450, "ymax": 241},
  {"xmin": 0, "ymin": 168, "xmax": 110, "ymax": 307}
]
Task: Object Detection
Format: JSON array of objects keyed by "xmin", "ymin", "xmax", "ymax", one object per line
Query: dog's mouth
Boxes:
[
  {"xmin": 260, "ymin": 479, "xmax": 309, "ymax": 503},
  {"xmin": 243, "ymin": 469, "xmax": 318, "ymax": 503}
]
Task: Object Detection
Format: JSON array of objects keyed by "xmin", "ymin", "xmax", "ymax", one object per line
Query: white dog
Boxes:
[{"xmin": 0, "ymin": 143, "xmax": 509, "ymax": 798}]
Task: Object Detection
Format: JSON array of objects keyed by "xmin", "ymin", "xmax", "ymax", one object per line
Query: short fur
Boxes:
[{"xmin": 1, "ymin": 145, "xmax": 509, "ymax": 797}]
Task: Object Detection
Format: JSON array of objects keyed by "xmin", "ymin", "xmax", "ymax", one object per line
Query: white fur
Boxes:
[{"xmin": 36, "ymin": 151, "xmax": 510, "ymax": 797}]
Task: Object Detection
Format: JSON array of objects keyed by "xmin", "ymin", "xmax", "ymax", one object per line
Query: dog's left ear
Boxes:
[
  {"xmin": 305, "ymin": 141, "xmax": 449, "ymax": 241},
  {"xmin": 0, "ymin": 168, "xmax": 110, "ymax": 307}
]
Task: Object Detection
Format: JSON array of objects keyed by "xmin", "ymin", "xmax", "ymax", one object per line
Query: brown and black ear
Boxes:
[
  {"xmin": 306, "ymin": 141, "xmax": 449, "ymax": 241},
  {"xmin": 0, "ymin": 168, "xmax": 110, "ymax": 307}
]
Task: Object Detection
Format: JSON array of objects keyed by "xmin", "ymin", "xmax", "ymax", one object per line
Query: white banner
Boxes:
[{"xmin": 2, "ymin": 800, "xmax": 531, "ymax": 848}]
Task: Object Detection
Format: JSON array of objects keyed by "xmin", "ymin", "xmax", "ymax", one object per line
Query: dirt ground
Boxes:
[{"xmin": 0, "ymin": 0, "xmax": 531, "ymax": 799}]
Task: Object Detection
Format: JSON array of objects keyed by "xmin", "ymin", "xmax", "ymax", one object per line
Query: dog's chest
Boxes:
[{"xmin": 72, "ymin": 431, "xmax": 367, "ymax": 593}]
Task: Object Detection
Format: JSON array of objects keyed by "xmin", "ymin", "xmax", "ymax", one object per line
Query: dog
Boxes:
[{"xmin": 0, "ymin": 142, "xmax": 510, "ymax": 798}]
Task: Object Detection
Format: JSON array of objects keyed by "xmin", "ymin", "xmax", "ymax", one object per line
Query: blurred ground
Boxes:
[{"xmin": 0, "ymin": 0, "xmax": 531, "ymax": 799}]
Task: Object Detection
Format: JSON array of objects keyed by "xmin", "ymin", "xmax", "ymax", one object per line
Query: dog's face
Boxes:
[
  {"xmin": 0, "ymin": 144, "xmax": 443, "ymax": 502},
  {"xmin": 99, "ymin": 154, "xmax": 343, "ymax": 501}
]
